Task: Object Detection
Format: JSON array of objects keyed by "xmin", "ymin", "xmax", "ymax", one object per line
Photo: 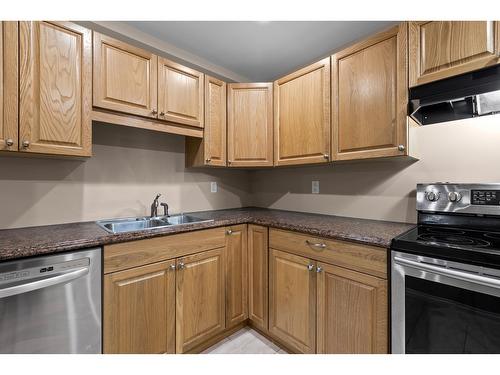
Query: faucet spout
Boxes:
[{"xmin": 150, "ymin": 194, "xmax": 161, "ymax": 218}]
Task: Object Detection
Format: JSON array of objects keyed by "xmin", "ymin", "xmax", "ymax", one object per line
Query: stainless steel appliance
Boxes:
[
  {"xmin": 391, "ymin": 183, "xmax": 500, "ymax": 354},
  {"xmin": 0, "ymin": 248, "xmax": 101, "ymax": 353}
]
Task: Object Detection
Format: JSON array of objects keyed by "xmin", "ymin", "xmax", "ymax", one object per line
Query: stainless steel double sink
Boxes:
[{"xmin": 97, "ymin": 214, "xmax": 213, "ymax": 234}]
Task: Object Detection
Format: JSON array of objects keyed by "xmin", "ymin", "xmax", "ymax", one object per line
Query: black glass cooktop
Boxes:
[{"xmin": 392, "ymin": 225, "xmax": 500, "ymax": 268}]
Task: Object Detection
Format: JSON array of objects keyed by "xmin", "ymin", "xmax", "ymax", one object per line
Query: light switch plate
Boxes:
[
  {"xmin": 312, "ymin": 180, "xmax": 319, "ymax": 194},
  {"xmin": 210, "ymin": 181, "xmax": 218, "ymax": 193}
]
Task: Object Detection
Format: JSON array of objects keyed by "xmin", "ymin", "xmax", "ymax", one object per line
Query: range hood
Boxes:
[{"xmin": 410, "ymin": 65, "xmax": 500, "ymax": 126}]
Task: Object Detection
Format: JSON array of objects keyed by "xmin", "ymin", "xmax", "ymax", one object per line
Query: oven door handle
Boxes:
[
  {"xmin": 0, "ymin": 267, "xmax": 89, "ymax": 299},
  {"xmin": 394, "ymin": 256, "xmax": 500, "ymax": 290}
]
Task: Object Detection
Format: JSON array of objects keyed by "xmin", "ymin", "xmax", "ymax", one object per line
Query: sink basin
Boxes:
[{"xmin": 97, "ymin": 214, "xmax": 213, "ymax": 234}]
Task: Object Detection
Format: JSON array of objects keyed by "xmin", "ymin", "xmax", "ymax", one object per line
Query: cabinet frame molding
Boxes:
[
  {"xmin": 331, "ymin": 23, "xmax": 408, "ymax": 161},
  {"xmin": 248, "ymin": 224, "xmax": 269, "ymax": 331},
  {"xmin": 0, "ymin": 21, "xmax": 18, "ymax": 152},
  {"xmin": 274, "ymin": 57, "xmax": 331, "ymax": 166}
]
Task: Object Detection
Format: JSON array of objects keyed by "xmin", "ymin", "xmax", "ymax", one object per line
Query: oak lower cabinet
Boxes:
[
  {"xmin": 225, "ymin": 224, "xmax": 248, "ymax": 328},
  {"xmin": 274, "ymin": 58, "xmax": 331, "ymax": 166},
  {"xmin": 103, "ymin": 260, "xmax": 176, "ymax": 354},
  {"xmin": 331, "ymin": 23, "xmax": 408, "ymax": 161},
  {"xmin": 409, "ymin": 21, "xmax": 500, "ymax": 87},
  {"xmin": 19, "ymin": 21, "xmax": 92, "ymax": 156},
  {"xmin": 176, "ymin": 248, "xmax": 225, "ymax": 353},
  {"xmin": 269, "ymin": 249, "xmax": 317, "ymax": 353},
  {"xmin": 227, "ymin": 83, "xmax": 274, "ymax": 167},
  {"xmin": 248, "ymin": 225, "xmax": 269, "ymax": 332},
  {"xmin": 0, "ymin": 21, "xmax": 18, "ymax": 152},
  {"xmin": 316, "ymin": 262, "xmax": 387, "ymax": 354},
  {"xmin": 93, "ymin": 32, "xmax": 158, "ymax": 119},
  {"xmin": 186, "ymin": 75, "xmax": 227, "ymax": 167}
]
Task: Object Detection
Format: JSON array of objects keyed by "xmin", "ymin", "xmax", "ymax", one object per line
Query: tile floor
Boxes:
[{"xmin": 202, "ymin": 327, "xmax": 287, "ymax": 354}]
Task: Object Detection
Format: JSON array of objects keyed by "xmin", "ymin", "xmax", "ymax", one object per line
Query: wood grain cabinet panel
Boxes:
[
  {"xmin": 409, "ymin": 21, "xmax": 500, "ymax": 87},
  {"xmin": 227, "ymin": 83, "xmax": 273, "ymax": 167},
  {"xmin": 0, "ymin": 22, "xmax": 18, "ymax": 152},
  {"xmin": 103, "ymin": 260, "xmax": 176, "ymax": 354},
  {"xmin": 158, "ymin": 57, "xmax": 204, "ymax": 128},
  {"xmin": 185, "ymin": 75, "xmax": 226, "ymax": 167},
  {"xmin": 176, "ymin": 248, "xmax": 225, "ymax": 353},
  {"xmin": 248, "ymin": 225, "xmax": 269, "ymax": 332},
  {"xmin": 269, "ymin": 249, "xmax": 316, "ymax": 353},
  {"xmin": 332, "ymin": 23, "xmax": 408, "ymax": 161},
  {"xmin": 317, "ymin": 262, "xmax": 388, "ymax": 353},
  {"xmin": 225, "ymin": 224, "xmax": 248, "ymax": 328},
  {"xmin": 93, "ymin": 32, "xmax": 158, "ymax": 118},
  {"xmin": 19, "ymin": 21, "xmax": 92, "ymax": 156},
  {"xmin": 274, "ymin": 58, "xmax": 330, "ymax": 166}
]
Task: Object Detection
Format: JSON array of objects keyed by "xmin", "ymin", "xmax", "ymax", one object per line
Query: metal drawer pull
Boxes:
[
  {"xmin": 394, "ymin": 256, "xmax": 500, "ymax": 290},
  {"xmin": 305, "ymin": 240, "xmax": 326, "ymax": 249},
  {"xmin": 307, "ymin": 264, "xmax": 315, "ymax": 271},
  {"xmin": 177, "ymin": 262, "xmax": 185, "ymax": 270}
]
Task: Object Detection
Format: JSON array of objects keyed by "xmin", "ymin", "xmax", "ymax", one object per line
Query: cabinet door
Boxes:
[
  {"xmin": 93, "ymin": 32, "xmax": 158, "ymax": 118},
  {"xmin": 332, "ymin": 23, "xmax": 408, "ymax": 161},
  {"xmin": 0, "ymin": 22, "xmax": 18, "ymax": 152},
  {"xmin": 409, "ymin": 21, "xmax": 500, "ymax": 87},
  {"xmin": 185, "ymin": 75, "xmax": 226, "ymax": 167},
  {"xmin": 227, "ymin": 83, "xmax": 273, "ymax": 167},
  {"xmin": 248, "ymin": 225, "xmax": 269, "ymax": 332},
  {"xmin": 317, "ymin": 262, "xmax": 388, "ymax": 354},
  {"xmin": 158, "ymin": 57, "xmax": 204, "ymax": 127},
  {"xmin": 176, "ymin": 248, "xmax": 225, "ymax": 353},
  {"xmin": 19, "ymin": 21, "xmax": 92, "ymax": 156},
  {"xmin": 269, "ymin": 249, "xmax": 316, "ymax": 353},
  {"xmin": 103, "ymin": 260, "xmax": 176, "ymax": 354},
  {"xmin": 225, "ymin": 224, "xmax": 248, "ymax": 328},
  {"xmin": 274, "ymin": 58, "xmax": 330, "ymax": 166}
]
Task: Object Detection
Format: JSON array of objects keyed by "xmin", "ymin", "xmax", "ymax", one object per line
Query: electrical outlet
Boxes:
[
  {"xmin": 210, "ymin": 181, "xmax": 218, "ymax": 193},
  {"xmin": 312, "ymin": 180, "xmax": 319, "ymax": 194}
]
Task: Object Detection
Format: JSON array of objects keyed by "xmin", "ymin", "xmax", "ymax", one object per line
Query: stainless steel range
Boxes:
[{"xmin": 391, "ymin": 183, "xmax": 500, "ymax": 354}]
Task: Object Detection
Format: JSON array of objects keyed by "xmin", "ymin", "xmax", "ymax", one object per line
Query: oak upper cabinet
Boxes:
[
  {"xmin": 185, "ymin": 75, "xmax": 226, "ymax": 167},
  {"xmin": 19, "ymin": 21, "xmax": 92, "ymax": 156},
  {"xmin": 0, "ymin": 22, "xmax": 18, "ymax": 152},
  {"xmin": 274, "ymin": 58, "xmax": 331, "ymax": 166},
  {"xmin": 103, "ymin": 260, "xmax": 176, "ymax": 354},
  {"xmin": 316, "ymin": 262, "xmax": 388, "ymax": 354},
  {"xmin": 158, "ymin": 57, "xmax": 204, "ymax": 127},
  {"xmin": 93, "ymin": 32, "xmax": 158, "ymax": 119},
  {"xmin": 176, "ymin": 248, "xmax": 225, "ymax": 353},
  {"xmin": 248, "ymin": 225, "xmax": 269, "ymax": 332},
  {"xmin": 225, "ymin": 224, "xmax": 248, "ymax": 328},
  {"xmin": 409, "ymin": 21, "xmax": 500, "ymax": 87},
  {"xmin": 227, "ymin": 83, "xmax": 273, "ymax": 167},
  {"xmin": 269, "ymin": 249, "xmax": 316, "ymax": 353},
  {"xmin": 332, "ymin": 23, "xmax": 408, "ymax": 161}
]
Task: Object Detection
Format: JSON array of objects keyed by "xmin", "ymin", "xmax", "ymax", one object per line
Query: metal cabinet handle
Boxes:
[
  {"xmin": 177, "ymin": 262, "xmax": 185, "ymax": 270},
  {"xmin": 226, "ymin": 229, "xmax": 233, "ymax": 235},
  {"xmin": 5, "ymin": 139, "xmax": 14, "ymax": 147},
  {"xmin": 307, "ymin": 264, "xmax": 315, "ymax": 271},
  {"xmin": 159, "ymin": 111, "xmax": 165, "ymax": 116},
  {"xmin": 398, "ymin": 145, "xmax": 405, "ymax": 151},
  {"xmin": 152, "ymin": 109, "xmax": 158, "ymax": 115},
  {"xmin": 22, "ymin": 140, "xmax": 30, "ymax": 148},
  {"xmin": 323, "ymin": 154, "xmax": 329, "ymax": 160},
  {"xmin": 206, "ymin": 158, "xmax": 211, "ymax": 163},
  {"xmin": 169, "ymin": 264, "xmax": 176, "ymax": 271},
  {"xmin": 316, "ymin": 266, "xmax": 323, "ymax": 273},
  {"xmin": 305, "ymin": 240, "xmax": 326, "ymax": 249}
]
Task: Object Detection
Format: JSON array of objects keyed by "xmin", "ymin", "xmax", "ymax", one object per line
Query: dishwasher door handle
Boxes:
[{"xmin": 0, "ymin": 267, "xmax": 89, "ymax": 299}]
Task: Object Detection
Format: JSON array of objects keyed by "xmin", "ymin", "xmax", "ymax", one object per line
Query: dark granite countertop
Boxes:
[{"xmin": 0, "ymin": 207, "xmax": 414, "ymax": 262}]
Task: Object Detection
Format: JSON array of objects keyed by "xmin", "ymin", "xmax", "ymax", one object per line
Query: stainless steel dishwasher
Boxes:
[{"xmin": 0, "ymin": 248, "xmax": 101, "ymax": 353}]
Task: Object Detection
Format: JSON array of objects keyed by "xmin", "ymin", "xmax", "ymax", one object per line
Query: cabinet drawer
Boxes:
[
  {"xmin": 269, "ymin": 229, "xmax": 387, "ymax": 279},
  {"xmin": 104, "ymin": 227, "xmax": 226, "ymax": 274}
]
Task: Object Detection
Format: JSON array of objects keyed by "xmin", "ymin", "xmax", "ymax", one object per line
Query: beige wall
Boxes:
[
  {"xmin": 0, "ymin": 123, "xmax": 252, "ymax": 229},
  {"xmin": 251, "ymin": 115, "xmax": 500, "ymax": 224}
]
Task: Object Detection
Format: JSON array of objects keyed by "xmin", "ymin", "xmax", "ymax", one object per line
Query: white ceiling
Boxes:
[{"xmin": 122, "ymin": 21, "xmax": 397, "ymax": 82}]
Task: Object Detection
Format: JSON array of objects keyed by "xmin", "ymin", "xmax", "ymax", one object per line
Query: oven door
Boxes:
[{"xmin": 391, "ymin": 250, "xmax": 500, "ymax": 354}]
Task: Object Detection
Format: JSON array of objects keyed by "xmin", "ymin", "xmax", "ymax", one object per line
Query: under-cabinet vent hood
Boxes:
[{"xmin": 410, "ymin": 65, "xmax": 500, "ymax": 126}]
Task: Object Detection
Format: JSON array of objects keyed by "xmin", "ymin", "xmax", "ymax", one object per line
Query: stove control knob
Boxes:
[
  {"xmin": 426, "ymin": 191, "xmax": 440, "ymax": 202},
  {"xmin": 448, "ymin": 191, "xmax": 462, "ymax": 202}
]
